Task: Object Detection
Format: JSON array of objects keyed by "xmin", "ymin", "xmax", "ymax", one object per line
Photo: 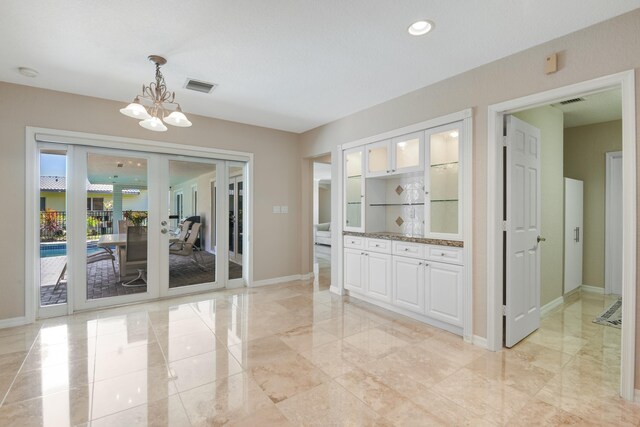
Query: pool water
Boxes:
[{"xmin": 40, "ymin": 243, "xmax": 104, "ymax": 258}]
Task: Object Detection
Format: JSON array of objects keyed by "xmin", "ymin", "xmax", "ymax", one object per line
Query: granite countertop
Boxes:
[{"xmin": 343, "ymin": 231, "xmax": 463, "ymax": 247}]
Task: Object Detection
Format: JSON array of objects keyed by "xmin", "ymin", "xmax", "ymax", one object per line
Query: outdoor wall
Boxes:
[
  {"xmin": 318, "ymin": 183, "xmax": 331, "ymax": 224},
  {"xmin": 41, "ymin": 192, "xmax": 65, "ymax": 211},
  {"xmin": 514, "ymin": 106, "xmax": 565, "ymax": 307},
  {"xmin": 0, "ymin": 81, "xmax": 301, "ymax": 321},
  {"xmin": 564, "ymin": 120, "xmax": 623, "ymax": 289},
  {"xmin": 298, "ymin": 10, "xmax": 640, "ymax": 384}
]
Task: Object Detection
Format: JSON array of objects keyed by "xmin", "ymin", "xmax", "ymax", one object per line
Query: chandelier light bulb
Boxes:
[
  {"xmin": 120, "ymin": 99, "xmax": 151, "ymax": 120},
  {"xmin": 139, "ymin": 116, "xmax": 168, "ymax": 132},
  {"xmin": 164, "ymin": 107, "xmax": 192, "ymax": 127}
]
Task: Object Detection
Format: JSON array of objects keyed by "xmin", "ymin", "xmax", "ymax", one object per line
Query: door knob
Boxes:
[
  {"xmin": 537, "ymin": 236, "xmax": 546, "ymax": 243},
  {"xmin": 161, "ymin": 228, "xmax": 168, "ymax": 234},
  {"xmin": 161, "ymin": 220, "xmax": 167, "ymax": 226}
]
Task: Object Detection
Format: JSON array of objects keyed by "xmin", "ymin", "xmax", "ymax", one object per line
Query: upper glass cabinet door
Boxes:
[
  {"xmin": 344, "ymin": 148, "xmax": 364, "ymax": 230},
  {"xmin": 426, "ymin": 124, "xmax": 461, "ymax": 237},
  {"xmin": 365, "ymin": 140, "xmax": 391, "ymax": 177},
  {"xmin": 392, "ymin": 131, "xmax": 424, "ymax": 173}
]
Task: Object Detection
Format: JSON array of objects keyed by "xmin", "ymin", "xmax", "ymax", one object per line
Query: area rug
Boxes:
[{"xmin": 593, "ymin": 298, "xmax": 622, "ymax": 329}]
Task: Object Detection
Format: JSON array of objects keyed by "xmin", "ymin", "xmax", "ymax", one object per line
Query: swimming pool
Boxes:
[{"xmin": 40, "ymin": 242, "xmax": 105, "ymax": 258}]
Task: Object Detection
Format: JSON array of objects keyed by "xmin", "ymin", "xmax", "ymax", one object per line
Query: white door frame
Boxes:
[
  {"xmin": 605, "ymin": 151, "xmax": 623, "ymax": 295},
  {"xmin": 25, "ymin": 127, "xmax": 254, "ymax": 321},
  {"xmin": 486, "ymin": 70, "xmax": 636, "ymax": 400}
]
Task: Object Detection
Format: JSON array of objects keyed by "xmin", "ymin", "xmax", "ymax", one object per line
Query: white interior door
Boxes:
[
  {"xmin": 564, "ymin": 178, "xmax": 584, "ymax": 294},
  {"xmin": 505, "ymin": 115, "xmax": 541, "ymax": 348},
  {"xmin": 605, "ymin": 151, "xmax": 623, "ymax": 295}
]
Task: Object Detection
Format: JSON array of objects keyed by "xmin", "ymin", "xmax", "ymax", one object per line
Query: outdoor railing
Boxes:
[{"xmin": 40, "ymin": 210, "xmax": 147, "ymax": 241}]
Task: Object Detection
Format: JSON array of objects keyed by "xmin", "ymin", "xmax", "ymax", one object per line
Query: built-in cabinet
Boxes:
[
  {"xmin": 345, "ymin": 236, "xmax": 463, "ymax": 330},
  {"xmin": 344, "ymin": 238, "xmax": 392, "ymax": 303},
  {"xmin": 341, "ymin": 111, "xmax": 470, "ymax": 336},
  {"xmin": 344, "ymin": 121, "xmax": 464, "ymax": 240}
]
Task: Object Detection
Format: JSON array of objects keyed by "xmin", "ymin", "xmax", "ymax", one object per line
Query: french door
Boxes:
[{"xmin": 37, "ymin": 143, "xmax": 244, "ymax": 316}]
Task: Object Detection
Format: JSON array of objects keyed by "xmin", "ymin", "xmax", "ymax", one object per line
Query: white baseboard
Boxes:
[
  {"xmin": 581, "ymin": 285, "xmax": 605, "ymax": 294},
  {"xmin": 0, "ymin": 316, "xmax": 29, "ymax": 329},
  {"xmin": 540, "ymin": 296, "xmax": 564, "ymax": 316},
  {"xmin": 250, "ymin": 273, "xmax": 313, "ymax": 287},
  {"xmin": 471, "ymin": 335, "xmax": 488, "ymax": 349},
  {"xmin": 329, "ymin": 285, "xmax": 343, "ymax": 295}
]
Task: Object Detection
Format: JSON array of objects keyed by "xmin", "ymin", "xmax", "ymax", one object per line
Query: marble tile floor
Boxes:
[{"xmin": 0, "ymin": 278, "xmax": 637, "ymax": 426}]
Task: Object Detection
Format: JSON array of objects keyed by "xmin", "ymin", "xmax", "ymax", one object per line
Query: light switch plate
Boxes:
[
  {"xmin": 273, "ymin": 206, "xmax": 281, "ymax": 214},
  {"xmin": 281, "ymin": 206, "xmax": 288, "ymax": 214}
]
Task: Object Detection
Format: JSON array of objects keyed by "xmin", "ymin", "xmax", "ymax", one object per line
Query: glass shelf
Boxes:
[
  {"xmin": 347, "ymin": 201, "xmax": 362, "ymax": 205},
  {"xmin": 369, "ymin": 203, "xmax": 425, "ymax": 207},
  {"xmin": 431, "ymin": 199, "xmax": 459, "ymax": 202},
  {"xmin": 430, "ymin": 161, "xmax": 459, "ymax": 168},
  {"xmin": 347, "ymin": 174, "xmax": 362, "ymax": 178}
]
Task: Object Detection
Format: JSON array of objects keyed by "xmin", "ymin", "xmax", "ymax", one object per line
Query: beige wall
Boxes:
[
  {"xmin": 0, "ymin": 81, "xmax": 301, "ymax": 320},
  {"xmin": 514, "ymin": 106, "xmax": 565, "ymax": 306},
  {"xmin": 318, "ymin": 184, "xmax": 331, "ymax": 224},
  {"xmin": 298, "ymin": 10, "xmax": 640, "ymax": 384},
  {"xmin": 564, "ymin": 120, "xmax": 623, "ymax": 288}
]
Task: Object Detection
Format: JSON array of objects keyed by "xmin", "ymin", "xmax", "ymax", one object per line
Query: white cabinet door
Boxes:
[
  {"xmin": 392, "ymin": 131, "xmax": 424, "ymax": 174},
  {"xmin": 344, "ymin": 147, "xmax": 365, "ymax": 231},
  {"xmin": 344, "ymin": 248, "xmax": 365, "ymax": 293},
  {"xmin": 425, "ymin": 262, "xmax": 463, "ymax": 326},
  {"xmin": 365, "ymin": 140, "xmax": 391, "ymax": 177},
  {"xmin": 366, "ymin": 252, "xmax": 392, "ymax": 302},
  {"xmin": 392, "ymin": 256, "xmax": 425, "ymax": 313}
]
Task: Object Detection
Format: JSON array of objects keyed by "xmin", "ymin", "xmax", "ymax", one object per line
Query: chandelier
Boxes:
[{"xmin": 120, "ymin": 55, "xmax": 192, "ymax": 132}]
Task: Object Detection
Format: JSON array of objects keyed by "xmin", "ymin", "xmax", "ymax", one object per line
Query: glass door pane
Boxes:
[
  {"xmin": 167, "ymin": 160, "xmax": 217, "ymax": 289},
  {"xmin": 85, "ymin": 152, "xmax": 149, "ymax": 300},
  {"xmin": 228, "ymin": 164, "xmax": 244, "ymax": 280},
  {"xmin": 39, "ymin": 148, "xmax": 68, "ymax": 307},
  {"xmin": 429, "ymin": 127, "xmax": 460, "ymax": 235},
  {"xmin": 345, "ymin": 148, "xmax": 363, "ymax": 229}
]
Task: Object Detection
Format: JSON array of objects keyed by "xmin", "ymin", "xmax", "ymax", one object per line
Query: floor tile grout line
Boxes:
[{"xmin": 0, "ymin": 325, "xmax": 44, "ymax": 407}]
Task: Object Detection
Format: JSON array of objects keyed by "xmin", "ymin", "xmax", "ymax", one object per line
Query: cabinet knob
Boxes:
[
  {"xmin": 404, "ymin": 248, "xmax": 409, "ymax": 251},
  {"xmin": 375, "ymin": 244, "xmax": 379, "ymax": 247},
  {"xmin": 441, "ymin": 252, "xmax": 446, "ymax": 256},
  {"xmin": 392, "ymin": 169, "xmax": 396, "ymax": 172},
  {"xmin": 418, "ymin": 262, "xmax": 422, "ymax": 265}
]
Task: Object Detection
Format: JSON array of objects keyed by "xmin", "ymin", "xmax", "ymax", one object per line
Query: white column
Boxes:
[{"xmin": 112, "ymin": 185, "xmax": 124, "ymax": 232}]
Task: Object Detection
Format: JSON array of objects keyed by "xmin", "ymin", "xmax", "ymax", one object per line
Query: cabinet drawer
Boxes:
[
  {"xmin": 344, "ymin": 236, "xmax": 365, "ymax": 249},
  {"xmin": 426, "ymin": 246, "xmax": 463, "ymax": 264},
  {"xmin": 392, "ymin": 241, "xmax": 425, "ymax": 259},
  {"xmin": 366, "ymin": 238, "xmax": 392, "ymax": 254}
]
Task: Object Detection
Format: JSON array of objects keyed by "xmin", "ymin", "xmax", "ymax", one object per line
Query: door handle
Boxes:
[
  {"xmin": 161, "ymin": 220, "xmax": 167, "ymax": 226},
  {"xmin": 537, "ymin": 236, "xmax": 546, "ymax": 243},
  {"xmin": 161, "ymin": 228, "xmax": 168, "ymax": 234},
  {"xmin": 574, "ymin": 227, "xmax": 580, "ymax": 243}
]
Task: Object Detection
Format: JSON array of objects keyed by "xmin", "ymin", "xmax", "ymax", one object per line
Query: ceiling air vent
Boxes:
[
  {"xmin": 559, "ymin": 97, "xmax": 585, "ymax": 105},
  {"xmin": 184, "ymin": 78, "xmax": 217, "ymax": 94}
]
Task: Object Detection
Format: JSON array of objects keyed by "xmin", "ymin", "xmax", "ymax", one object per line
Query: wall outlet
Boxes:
[
  {"xmin": 281, "ymin": 205, "xmax": 288, "ymax": 214},
  {"xmin": 273, "ymin": 206, "xmax": 281, "ymax": 214}
]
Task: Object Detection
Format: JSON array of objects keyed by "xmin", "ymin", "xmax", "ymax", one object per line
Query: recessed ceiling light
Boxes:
[
  {"xmin": 18, "ymin": 67, "xmax": 39, "ymax": 78},
  {"xmin": 408, "ymin": 20, "xmax": 434, "ymax": 36}
]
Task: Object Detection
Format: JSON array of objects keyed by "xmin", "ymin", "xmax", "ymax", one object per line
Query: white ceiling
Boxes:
[
  {"xmin": 553, "ymin": 89, "xmax": 622, "ymax": 128},
  {"xmin": 2, "ymin": 1, "xmax": 639, "ymax": 133}
]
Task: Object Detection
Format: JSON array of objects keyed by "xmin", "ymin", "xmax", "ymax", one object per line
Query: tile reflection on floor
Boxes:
[{"xmin": 0, "ymin": 270, "xmax": 638, "ymax": 426}]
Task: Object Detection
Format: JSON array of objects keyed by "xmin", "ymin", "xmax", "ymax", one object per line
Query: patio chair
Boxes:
[
  {"xmin": 121, "ymin": 226, "xmax": 148, "ymax": 287},
  {"xmin": 169, "ymin": 220, "xmax": 191, "ymax": 249},
  {"xmin": 54, "ymin": 248, "xmax": 116, "ymax": 290},
  {"xmin": 169, "ymin": 222, "xmax": 205, "ymax": 268}
]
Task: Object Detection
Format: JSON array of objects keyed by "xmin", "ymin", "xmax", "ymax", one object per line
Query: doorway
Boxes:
[
  {"xmin": 487, "ymin": 71, "xmax": 636, "ymax": 400},
  {"xmin": 312, "ymin": 156, "xmax": 332, "ymax": 290},
  {"xmin": 28, "ymin": 128, "xmax": 253, "ymax": 318}
]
